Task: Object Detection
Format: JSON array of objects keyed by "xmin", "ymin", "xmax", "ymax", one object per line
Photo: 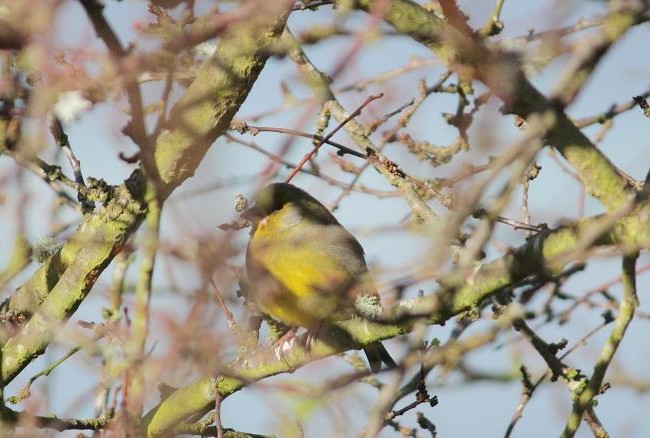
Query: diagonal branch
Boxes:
[
  {"xmin": 154, "ymin": 1, "xmax": 293, "ymax": 199},
  {"xmin": 346, "ymin": 0, "xmax": 639, "ymax": 211},
  {"xmin": 142, "ymin": 199, "xmax": 650, "ymax": 434},
  {"xmin": 78, "ymin": 0, "xmax": 149, "ymax": 152},
  {"xmin": 1, "ymin": 171, "xmax": 147, "ymax": 384},
  {"xmin": 0, "ymin": 0, "xmax": 294, "ymax": 393},
  {"xmin": 562, "ymin": 253, "xmax": 639, "ymax": 437}
]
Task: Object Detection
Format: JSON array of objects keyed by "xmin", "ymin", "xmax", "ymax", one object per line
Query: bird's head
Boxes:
[{"xmin": 242, "ymin": 183, "xmax": 338, "ymax": 229}]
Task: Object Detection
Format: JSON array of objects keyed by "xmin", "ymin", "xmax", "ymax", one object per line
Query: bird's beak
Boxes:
[{"xmin": 241, "ymin": 206, "xmax": 263, "ymax": 223}]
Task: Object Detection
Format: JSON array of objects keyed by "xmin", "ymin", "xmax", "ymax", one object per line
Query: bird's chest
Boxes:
[{"xmin": 247, "ymin": 227, "xmax": 360, "ymax": 325}]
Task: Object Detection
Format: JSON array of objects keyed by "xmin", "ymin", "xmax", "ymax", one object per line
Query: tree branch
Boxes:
[
  {"xmin": 562, "ymin": 253, "xmax": 639, "ymax": 437},
  {"xmin": 154, "ymin": 1, "xmax": 293, "ymax": 199},
  {"xmin": 143, "ymin": 204, "xmax": 650, "ymax": 434},
  {"xmin": 0, "ymin": 171, "xmax": 147, "ymax": 384},
  {"xmin": 346, "ymin": 0, "xmax": 638, "ymax": 211}
]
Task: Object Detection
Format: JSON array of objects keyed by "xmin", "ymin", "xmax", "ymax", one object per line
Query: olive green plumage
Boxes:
[{"xmin": 244, "ymin": 183, "xmax": 394, "ymax": 372}]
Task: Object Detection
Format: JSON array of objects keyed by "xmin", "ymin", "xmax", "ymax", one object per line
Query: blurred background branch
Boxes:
[{"xmin": 0, "ymin": 0, "xmax": 649, "ymax": 436}]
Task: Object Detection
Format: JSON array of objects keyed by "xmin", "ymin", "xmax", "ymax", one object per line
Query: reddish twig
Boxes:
[
  {"xmin": 284, "ymin": 93, "xmax": 384, "ymax": 183},
  {"xmin": 215, "ymin": 392, "xmax": 225, "ymax": 438},
  {"xmin": 210, "ymin": 278, "xmax": 235, "ymax": 327},
  {"xmin": 438, "ymin": 0, "xmax": 475, "ymax": 36}
]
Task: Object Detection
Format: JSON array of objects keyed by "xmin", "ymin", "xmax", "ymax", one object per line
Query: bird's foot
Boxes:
[
  {"xmin": 274, "ymin": 327, "xmax": 298, "ymax": 368},
  {"xmin": 303, "ymin": 322, "xmax": 322, "ymax": 352},
  {"xmin": 272, "ymin": 324, "xmax": 322, "ymax": 367}
]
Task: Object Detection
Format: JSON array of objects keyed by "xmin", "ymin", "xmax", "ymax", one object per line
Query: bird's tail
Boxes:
[{"xmin": 364, "ymin": 342, "xmax": 396, "ymax": 373}]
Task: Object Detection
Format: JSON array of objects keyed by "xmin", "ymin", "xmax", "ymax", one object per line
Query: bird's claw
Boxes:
[{"xmin": 274, "ymin": 327, "xmax": 298, "ymax": 368}]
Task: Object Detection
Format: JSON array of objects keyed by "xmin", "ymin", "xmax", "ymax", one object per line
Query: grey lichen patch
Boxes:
[
  {"xmin": 233, "ymin": 193, "xmax": 248, "ymax": 213},
  {"xmin": 32, "ymin": 237, "xmax": 62, "ymax": 263},
  {"xmin": 354, "ymin": 294, "xmax": 382, "ymax": 319}
]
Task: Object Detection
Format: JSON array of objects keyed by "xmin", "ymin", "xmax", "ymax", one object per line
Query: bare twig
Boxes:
[
  {"xmin": 575, "ymin": 89, "xmax": 650, "ymax": 128},
  {"xmin": 235, "ymin": 124, "xmax": 366, "ymax": 158},
  {"xmin": 215, "ymin": 392, "xmax": 225, "ymax": 438},
  {"xmin": 285, "ymin": 93, "xmax": 384, "ymax": 183},
  {"xmin": 505, "ymin": 319, "xmax": 611, "ymax": 437},
  {"xmin": 50, "ymin": 117, "xmax": 94, "ymax": 212},
  {"xmin": 211, "ymin": 278, "xmax": 235, "ymax": 328},
  {"xmin": 78, "ymin": 0, "xmax": 156, "ymax": 181},
  {"xmin": 1, "ymin": 409, "xmax": 107, "ymax": 432},
  {"xmin": 480, "ymin": 0, "xmax": 505, "ymax": 36}
]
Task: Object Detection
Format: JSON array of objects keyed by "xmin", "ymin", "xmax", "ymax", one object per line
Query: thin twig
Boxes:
[
  {"xmin": 211, "ymin": 278, "xmax": 235, "ymax": 328},
  {"xmin": 510, "ymin": 17, "xmax": 606, "ymax": 44},
  {"xmin": 215, "ymin": 392, "xmax": 225, "ymax": 438},
  {"xmin": 480, "ymin": 0, "xmax": 505, "ymax": 36},
  {"xmin": 125, "ymin": 187, "xmax": 161, "ymax": 417},
  {"xmin": 4, "ymin": 150, "xmax": 80, "ymax": 208},
  {"xmin": 495, "ymin": 215, "xmax": 545, "ymax": 233},
  {"xmin": 505, "ymin": 319, "xmax": 611, "ymax": 437},
  {"xmin": 583, "ymin": 408, "xmax": 609, "ymax": 438},
  {"xmin": 575, "ymin": 89, "xmax": 650, "ymax": 128},
  {"xmin": 285, "ymin": 93, "xmax": 384, "ymax": 183},
  {"xmin": 558, "ymin": 262, "xmax": 650, "ymax": 323},
  {"xmin": 331, "ymin": 69, "xmax": 454, "ymax": 211},
  {"xmin": 9, "ymin": 346, "xmax": 81, "ymax": 404},
  {"xmin": 368, "ymin": 98, "xmax": 414, "ymax": 134},
  {"xmin": 521, "ymin": 176, "xmax": 532, "ymax": 237},
  {"xmin": 222, "ymin": 134, "xmax": 397, "ymax": 197},
  {"xmin": 243, "ymin": 57, "xmax": 437, "ymax": 122},
  {"xmin": 50, "ymin": 117, "xmax": 94, "ymax": 212},
  {"xmin": 239, "ymin": 124, "xmax": 366, "ymax": 158},
  {"xmin": 79, "ymin": 0, "xmax": 155, "ymax": 180},
  {"xmin": 2, "ymin": 409, "xmax": 107, "ymax": 431}
]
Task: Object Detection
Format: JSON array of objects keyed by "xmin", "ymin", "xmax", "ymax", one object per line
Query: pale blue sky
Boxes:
[{"xmin": 1, "ymin": 0, "xmax": 650, "ymax": 436}]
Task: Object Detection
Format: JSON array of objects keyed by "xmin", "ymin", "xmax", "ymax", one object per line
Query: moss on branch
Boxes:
[
  {"xmin": 0, "ymin": 171, "xmax": 147, "ymax": 384},
  {"xmin": 0, "ymin": 0, "xmax": 293, "ymax": 395},
  {"xmin": 154, "ymin": 2, "xmax": 292, "ymax": 199},
  {"xmin": 345, "ymin": 0, "xmax": 636, "ymax": 211},
  {"xmin": 143, "ymin": 203, "xmax": 650, "ymax": 435}
]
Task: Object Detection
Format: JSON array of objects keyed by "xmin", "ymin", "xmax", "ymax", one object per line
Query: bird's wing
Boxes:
[{"xmin": 258, "ymin": 225, "xmax": 371, "ymax": 296}]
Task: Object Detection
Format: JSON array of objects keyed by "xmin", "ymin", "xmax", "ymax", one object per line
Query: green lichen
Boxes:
[
  {"xmin": 1, "ymin": 171, "xmax": 146, "ymax": 383},
  {"xmin": 155, "ymin": 10, "xmax": 289, "ymax": 199}
]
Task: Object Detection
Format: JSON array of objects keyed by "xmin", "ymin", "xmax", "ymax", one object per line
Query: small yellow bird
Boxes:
[{"xmin": 243, "ymin": 182, "xmax": 394, "ymax": 372}]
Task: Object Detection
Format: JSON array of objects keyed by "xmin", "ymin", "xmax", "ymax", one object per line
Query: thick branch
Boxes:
[
  {"xmin": 0, "ymin": 0, "xmax": 293, "ymax": 391},
  {"xmin": 0, "ymin": 171, "xmax": 146, "ymax": 384},
  {"xmin": 346, "ymin": 0, "xmax": 637, "ymax": 211},
  {"xmin": 143, "ymin": 203, "xmax": 650, "ymax": 435},
  {"xmin": 154, "ymin": 1, "xmax": 293, "ymax": 199}
]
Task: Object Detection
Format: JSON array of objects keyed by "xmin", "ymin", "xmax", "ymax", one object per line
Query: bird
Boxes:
[{"xmin": 242, "ymin": 182, "xmax": 395, "ymax": 372}]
